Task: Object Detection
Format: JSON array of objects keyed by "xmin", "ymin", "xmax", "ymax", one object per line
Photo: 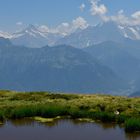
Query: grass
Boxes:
[
  {"xmin": 0, "ymin": 90, "xmax": 139, "ymax": 132},
  {"xmin": 125, "ymin": 118, "xmax": 140, "ymax": 132}
]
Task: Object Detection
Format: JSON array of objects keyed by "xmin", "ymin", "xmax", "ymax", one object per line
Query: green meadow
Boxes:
[{"xmin": 0, "ymin": 90, "xmax": 140, "ymax": 132}]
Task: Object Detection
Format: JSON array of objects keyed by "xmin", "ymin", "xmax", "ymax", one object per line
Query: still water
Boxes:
[{"xmin": 0, "ymin": 119, "xmax": 139, "ymax": 140}]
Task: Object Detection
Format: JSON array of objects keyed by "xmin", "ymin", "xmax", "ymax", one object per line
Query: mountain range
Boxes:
[
  {"xmin": 0, "ymin": 21, "xmax": 140, "ymax": 95},
  {"xmin": 1, "ymin": 21, "xmax": 140, "ymax": 48},
  {"xmin": 0, "ymin": 37, "xmax": 127, "ymax": 94},
  {"xmin": 84, "ymin": 41, "xmax": 140, "ymax": 82}
]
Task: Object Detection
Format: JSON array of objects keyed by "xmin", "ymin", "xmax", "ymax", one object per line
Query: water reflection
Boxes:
[
  {"xmin": 10, "ymin": 118, "xmax": 60, "ymax": 128},
  {"xmin": 126, "ymin": 133, "xmax": 140, "ymax": 140},
  {"xmin": 0, "ymin": 122, "xmax": 4, "ymax": 127},
  {"xmin": 0, "ymin": 119, "xmax": 139, "ymax": 140}
]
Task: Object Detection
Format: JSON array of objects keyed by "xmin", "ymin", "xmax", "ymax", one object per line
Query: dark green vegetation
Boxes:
[
  {"xmin": 125, "ymin": 118, "xmax": 140, "ymax": 132},
  {"xmin": 0, "ymin": 90, "xmax": 140, "ymax": 132}
]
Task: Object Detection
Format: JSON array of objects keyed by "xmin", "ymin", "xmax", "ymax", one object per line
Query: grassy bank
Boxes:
[{"xmin": 0, "ymin": 90, "xmax": 140, "ymax": 132}]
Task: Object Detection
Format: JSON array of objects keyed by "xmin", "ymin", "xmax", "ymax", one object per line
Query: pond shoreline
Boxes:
[{"xmin": 0, "ymin": 90, "xmax": 140, "ymax": 133}]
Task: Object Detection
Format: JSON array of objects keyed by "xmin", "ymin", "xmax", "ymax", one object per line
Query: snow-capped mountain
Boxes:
[
  {"xmin": 118, "ymin": 25, "xmax": 140, "ymax": 40},
  {"xmin": 0, "ymin": 31, "xmax": 12, "ymax": 39},
  {"xmin": 11, "ymin": 24, "xmax": 63, "ymax": 48},
  {"xmin": 1, "ymin": 21, "xmax": 140, "ymax": 48},
  {"xmin": 56, "ymin": 21, "xmax": 140, "ymax": 48},
  {"xmin": 12, "ymin": 24, "xmax": 48, "ymax": 39}
]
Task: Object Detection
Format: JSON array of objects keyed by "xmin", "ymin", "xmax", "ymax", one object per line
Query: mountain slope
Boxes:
[
  {"xmin": 56, "ymin": 21, "xmax": 140, "ymax": 49},
  {"xmin": 84, "ymin": 41, "xmax": 140, "ymax": 84},
  {"xmin": 0, "ymin": 39, "xmax": 127, "ymax": 94},
  {"xmin": 11, "ymin": 25, "xmax": 63, "ymax": 48},
  {"xmin": 129, "ymin": 91, "xmax": 140, "ymax": 97},
  {"xmin": 0, "ymin": 37, "xmax": 13, "ymax": 46},
  {"xmin": 1, "ymin": 21, "xmax": 140, "ymax": 49},
  {"xmin": 56, "ymin": 22, "xmax": 127, "ymax": 48}
]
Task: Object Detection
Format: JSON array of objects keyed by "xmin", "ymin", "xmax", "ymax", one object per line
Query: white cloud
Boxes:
[
  {"xmin": 89, "ymin": 0, "xmax": 140, "ymax": 26},
  {"xmin": 55, "ymin": 17, "xmax": 88, "ymax": 35},
  {"xmin": 38, "ymin": 17, "xmax": 89, "ymax": 36},
  {"xmin": 79, "ymin": 3, "xmax": 85, "ymax": 12},
  {"xmin": 109, "ymin": 11, "xmax": 140, "ymax": 26},
  {"xmin": 72, "ymin": 17, "xmax": 89, "ymax": 29},
  {"xmin": 61, "ymin": 23, "xmax": 69, "ymax": 27},
  {"xmin": 55, "ymin": 22, "xmax": 71, "ymax": 35},
  {"xmin": 90, "ymin": 0, "xmax": 108, "ymax": 16},
  {"xmin": 38, "ymin": 25, "xmax": 49, "ymax": 33},
  {"xmin": 132, "ymin": 11, "xmax": 140, "ymax": 19},
  {"xmin": 16, "ymin": 22, "xmax": 23, "ymax": 26},
  {"xmin": 109, "ymin": 11, "xmax": 130, "ymax": 25},
  {"xmin": 130, "ymin": 11, "xmax": 140, "ymax": 26},
  {"xmin": 118, "ymin": 9, "xmax": 124, "ymax": 15}
]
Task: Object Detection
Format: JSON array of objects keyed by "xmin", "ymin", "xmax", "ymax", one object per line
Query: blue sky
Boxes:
[{"xmin": 0, "ymin": 0, "xmax": 140, "ymax": 32}]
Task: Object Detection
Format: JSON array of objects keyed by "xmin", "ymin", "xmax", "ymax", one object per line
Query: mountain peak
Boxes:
[
  {"xmin": 12, "ymin": 24, "xmax": 45, "ymax": 39},
  {"xmin": 0, "ymin": 31, "xmax": 12, "ymax": 39},
  {"xmin": 25, "ymin": 24, "xmax": 38, "ymax": 31}
]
